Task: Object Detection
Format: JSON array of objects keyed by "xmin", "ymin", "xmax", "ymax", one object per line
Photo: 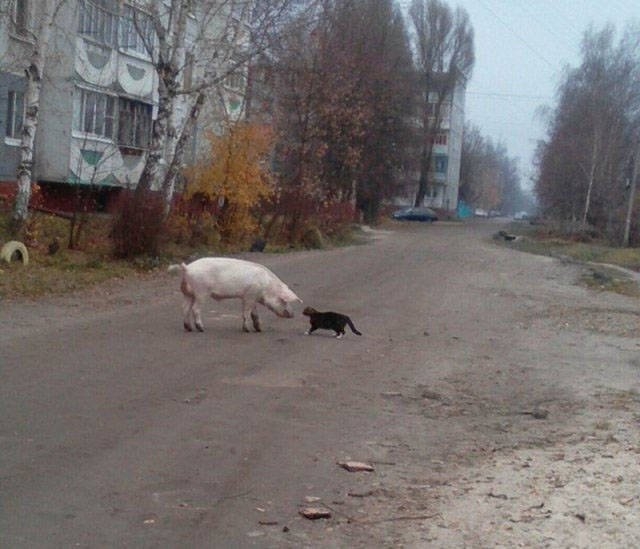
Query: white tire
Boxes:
[{"xmin": 1, "ymin": 240, "xmax": 29, "ymax": 265}]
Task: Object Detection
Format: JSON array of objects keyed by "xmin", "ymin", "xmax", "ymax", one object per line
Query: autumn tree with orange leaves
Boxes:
[{"xmin": 186, "ymin": 123, "xmax": 274, "ymax": 244}]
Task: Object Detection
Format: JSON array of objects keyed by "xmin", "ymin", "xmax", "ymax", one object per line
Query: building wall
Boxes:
[
  {"xmin": 444, "ymin": 78, "xmax": 466, "ymax": 211},
  {"xmin": 0, "ymin": 4, "xmax": 30, "ymax": 184},
  {"xmin": 422, "ymin": 77, "xmax": 466, "ymax": 212},
  {"xmin": 35, "ymin": 1, "xmax": 76, "ymax": 184},
  {"xmin": 0, "ymin": 72, "xmax": 26, "ymax": 182},
  {"xmin": 1, "ymin": 0, "xmax": 160, "ymax": 205}
]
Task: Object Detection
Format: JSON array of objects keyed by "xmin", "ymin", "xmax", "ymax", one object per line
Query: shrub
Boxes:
[{"xmin": 111, "ymin": 189, "xmax": 165, "ymax": 258}]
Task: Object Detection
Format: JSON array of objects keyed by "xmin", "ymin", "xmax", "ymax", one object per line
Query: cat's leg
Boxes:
[
  {"xmin": 335, "ymin": 330, "xmax": 344, "ymax": 339},
  {"xmin": 305, "ymin": 323, "xmax": 317, "ymax": 335}
]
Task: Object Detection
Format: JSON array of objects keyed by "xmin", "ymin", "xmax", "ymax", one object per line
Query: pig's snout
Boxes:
[{"xmin": 276, "ymin": 303, "xmax": 295, "ymax": 318}]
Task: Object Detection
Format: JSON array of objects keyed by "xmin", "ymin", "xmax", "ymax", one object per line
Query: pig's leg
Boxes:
[
  {"xmin": 241, "ymin": 299, "xmax": 252, "ymax": 332},
  {"xmin": 241, "ymin": 299, "xmax": 261, "ymax": 332},
  {"xmin": 180, "ymin": 275, "xmax": 199, "ymax": 332},
  {"xmin": 250, "ymin": 305, "xmax": 261, "ymax": 332},
  {"xmin": 192, "ymin": 295, "xmax": 204, "ymax": 332},
  {"xmin": 182, "ymin": 294, "xmax": 194, "ymax": 331}
]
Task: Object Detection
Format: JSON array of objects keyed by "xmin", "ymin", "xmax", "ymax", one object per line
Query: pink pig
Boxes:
[{"xmin": 169, "ymin": 258, "xmax": 302, "ymax": 333}]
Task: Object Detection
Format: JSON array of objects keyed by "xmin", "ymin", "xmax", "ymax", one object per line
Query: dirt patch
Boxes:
[{"xmin": 540, "ymin": 304, "xmax": 640, "ymax": 338}]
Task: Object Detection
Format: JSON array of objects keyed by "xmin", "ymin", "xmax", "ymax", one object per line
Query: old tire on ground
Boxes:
[{"xmin": 1, "ymin": 240, "xmax": 29, "ymax": 265}]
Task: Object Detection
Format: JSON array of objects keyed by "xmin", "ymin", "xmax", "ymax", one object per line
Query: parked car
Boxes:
[{"xmin": 392, "ymin": 206, "xmax": 438, "ymax": 222}]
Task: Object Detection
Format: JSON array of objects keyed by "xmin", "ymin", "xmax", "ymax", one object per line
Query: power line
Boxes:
[
  {"xmin": 515, "ymin": 2, "xmax": 579, "ymax": 53},
  {"xmin": 475, "ymin": 0, "xmax": 557, "ymax": 70},
  {"xmin": 467, "ymin": 91, "xmax": 550, "ymax": 101}
]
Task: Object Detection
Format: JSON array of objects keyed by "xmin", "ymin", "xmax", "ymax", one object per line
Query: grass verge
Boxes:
[{"xmin": 496, "ymin": 222, "xmax": 640, "ymax": 298}]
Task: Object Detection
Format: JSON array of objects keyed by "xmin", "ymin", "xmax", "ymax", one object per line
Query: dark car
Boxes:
[{"xmin": 392, "ymin": 206, "xmax": 438, "ymax": 222}]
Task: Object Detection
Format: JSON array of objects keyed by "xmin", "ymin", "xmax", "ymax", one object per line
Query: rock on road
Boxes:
[{"xmin": 1, "ymin": 220, "xmax": 639, "ymax": 548}]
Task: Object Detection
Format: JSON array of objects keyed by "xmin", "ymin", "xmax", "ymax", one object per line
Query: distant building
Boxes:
[
  {"xmin": 395, "ymin": 72, "xmax": 466, "ymax": 213},
  {"xmin": 422, "ymin": 77, "xmax": 466, "ymax": 212}
]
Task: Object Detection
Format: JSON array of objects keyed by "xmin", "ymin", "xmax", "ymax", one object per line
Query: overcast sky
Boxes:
[{"xmin": 448, "ymin": 0, "xmax": 639, "ymax": 189}]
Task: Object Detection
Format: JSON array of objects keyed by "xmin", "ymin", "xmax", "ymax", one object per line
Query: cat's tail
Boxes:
[{"xmin": 347, "ymin": 317, "xmax": 362, "ymax": 336}]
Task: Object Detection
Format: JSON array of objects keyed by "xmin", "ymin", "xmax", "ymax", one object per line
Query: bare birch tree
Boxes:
[
  {"xmin": 408, "ymin": 0, "xmax": 474, "ymax": 208},
  {"xmin": 110, "ymin": 0, "xmax": 305, "ymax": 256},
  {"xmin": 536, "ymin": 24, "xmax": 640, "ymax": 242},
  {"xmin": 9, "ymin": 0, "xmax": 67, "ymax": 235},
  {"xmin": 134, "ymin": 0, "xmax": 301, "ymax": 212}
]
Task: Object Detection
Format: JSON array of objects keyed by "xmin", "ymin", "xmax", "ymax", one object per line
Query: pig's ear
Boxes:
[{"xmin": 280, "ymin": 285, "xmax": 302, "ymax": 303}]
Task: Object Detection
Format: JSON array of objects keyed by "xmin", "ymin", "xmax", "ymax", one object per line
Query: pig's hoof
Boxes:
[
  {"xmin": 242, "ymin": 325, "xmax": 250, "ymax": 333},
  {"xmin": 184, "ymin": 322, "xmax": 193, "ymax": 332},
  {"xmin": 196, "ymin": 323, "xmax": 204, "ymax": 332}
]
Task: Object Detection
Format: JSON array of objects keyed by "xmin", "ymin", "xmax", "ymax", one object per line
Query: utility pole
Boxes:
[{"xmin": 622, "ymin": 142, "xmax": 640, "ymax": 247}]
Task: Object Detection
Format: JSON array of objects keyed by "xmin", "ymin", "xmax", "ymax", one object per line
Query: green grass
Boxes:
[
  {"xmin": 0, "ymin": 248, "xmax": 140, "ymax": 299},
  {"xmin": 0, "ymin": 212, "xmax": 141, "ymax": 299},
  {"xmin": 497, "ymin": 222, "xmax": 640, "ymax": 297},
  {"xmin": 1, "ymin": 210, "xmax": 367, "ymax": 299}
]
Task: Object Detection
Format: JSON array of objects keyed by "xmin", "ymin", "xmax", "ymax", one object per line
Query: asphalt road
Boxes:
[{"xmin": 2, "ymin": 219, "xmax": 639, "ymax": 548}]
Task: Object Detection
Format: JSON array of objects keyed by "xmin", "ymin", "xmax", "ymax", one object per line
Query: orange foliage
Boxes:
[{"xmin": 186, "ymin": 123, "xmax": 274, "ymax": 243}]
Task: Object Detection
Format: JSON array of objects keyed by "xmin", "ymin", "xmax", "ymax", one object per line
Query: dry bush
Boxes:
[{"xmin": 111, "ymin": 189, "xmax": 165, "ymax": 258}]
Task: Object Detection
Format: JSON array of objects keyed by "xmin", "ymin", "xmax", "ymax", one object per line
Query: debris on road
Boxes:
[
  {"xmin": 494, "ymin": 230, "xmax": 518, "ymax": 242},
  {"xmin": 520, "ymin": 408, "xmax": 549, "ymax": 419},
  {"xmin": 348, "ymin": 490, "xmax": 375, "ymax": 498},
  {"xmin": 299, "ymin": 507, "xmax": 332, "ymax": 520},
  {"xmin": 304, "ymin": 496, "xmax": 321, "ymax": 503},
  {"xmin": 338, "ymin": 461, "xmax": 375, "ymax": 472}
]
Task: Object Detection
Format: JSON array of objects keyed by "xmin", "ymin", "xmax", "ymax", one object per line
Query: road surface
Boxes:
[{"xmin": 2, "ymin": 220, "xmax": 639, "ymax": 547}]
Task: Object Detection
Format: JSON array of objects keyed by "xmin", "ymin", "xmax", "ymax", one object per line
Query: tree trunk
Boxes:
[
  {"xmin": 622, "ymin": 143, "xmax": 640, "ymax": 247},
  {"xmin": 581, "ymin": 137, "xmax": 598, "ymax": 226},
  {"xmin": 414, "ymin": 87, "xmax": 444, "ymax": 208},
  {"xmin": 135, "ymin": 72, "xmax": 176, "ymax": 196},
  {"xmin": 161, "ymin": 91, "xmax": 205, "ymax": 217},
  {"xmin": 11, "ymin": 1, "xmax": 55, "ymax": 235},
  {"xmin": 414, "ymin": 147, "xmax": 433, "ymax": 207}
]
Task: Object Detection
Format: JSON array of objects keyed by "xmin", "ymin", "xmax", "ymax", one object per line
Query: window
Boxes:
[
  {"xmin": 427, "ymin": 102, "xmax": 451, "ymax": 119},
  {"xmin": 119, "ymin": 5, "xmax": 154, "ymax": 56},
  {"xmin": 6, "ymin": 91, "xmax": 25, "ymax": 140},
  {"xmin": 11, "ymin": 0, "xmax": 29, "ymax": 33},
  {"xmin": 117, "ymin": 98, "xmax": 151, "ymax": 149},
  {"xmin": 434, "ymin": 154, "xmax": 448, "ymax": 174},
  {"xmin": 225, "ymin": 71, "xmax": 245, "ymax": 91},
  {"xmin": 76, "ymin": 89, "xmax": 116, "ymax": 138},
  {"xmin": 429, "ymin": 133, "xmax": 448, "ymax": 146},
  {"xmin": 78, "ymin": 0, "xmax": 118, "ymax": 47}
]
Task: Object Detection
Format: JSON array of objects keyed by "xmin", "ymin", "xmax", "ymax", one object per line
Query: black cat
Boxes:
[{"xmin": 303, "ymin": 306, "xmax": 362, "ymax": 338}]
